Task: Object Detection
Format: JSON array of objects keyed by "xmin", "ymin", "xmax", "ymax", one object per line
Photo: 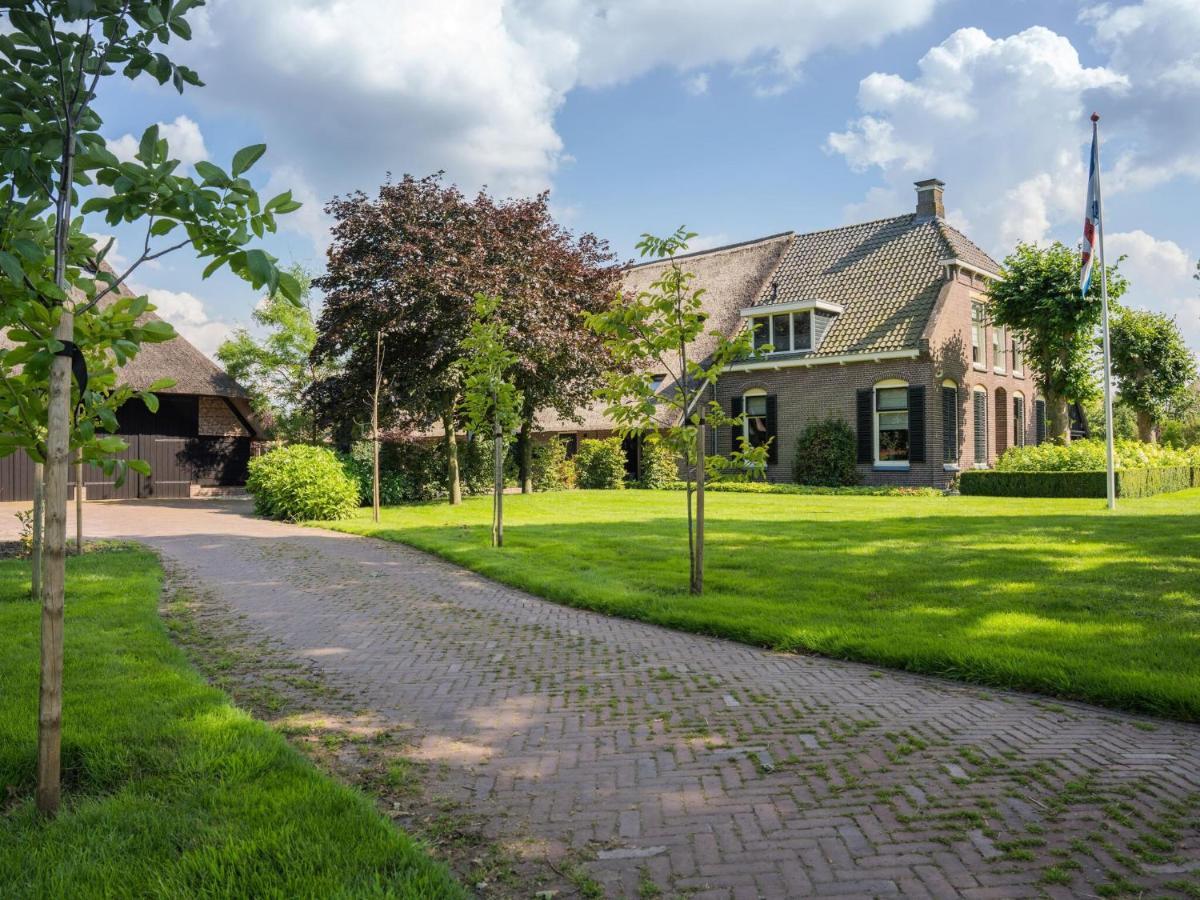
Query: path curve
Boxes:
[{"xmin": 38, "ymin": 501, "xmax": 1200, "ymax": 898}]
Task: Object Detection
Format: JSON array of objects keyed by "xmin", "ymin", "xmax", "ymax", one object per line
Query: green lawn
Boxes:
[
  {"xmin": 0, "ymin": 547, "xmax": 462, "ymax": 899},
  {"xmin": 324, "ymin": 489, "xmax": 1200, "ymax": 721}
]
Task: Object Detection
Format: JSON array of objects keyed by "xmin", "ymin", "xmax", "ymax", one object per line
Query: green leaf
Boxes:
[
  {"xmin": 139, "ymin": 124, "xmax": 160, "ymax": 164},
  {"xmin": 127, "ymin": 458, "xmax": 152, "ymax": 476},
  {"xmin": 0, "ymin": 250, "xmax": 23, "ymax": 285},
  {"xmin": 148, "ymin": 378, "xmax": 176, "ymax": 392},
  {"xmin": 140, "ymin": 392, "xmax": 160, "ymax": 414},
  {"xmin": 243, "ymin": 249, "xmax": 274, "ymax": 288},
  {"xmin": 149, "ymin": 218, "xmax": 177, "ymax": 237},
  {"xmin": 231, "ymin": 144, "xmax": 267, "ymax": 177},
  {"xmin": 194, "ymin": 160, "xmax": 230, "ymax": 186}
]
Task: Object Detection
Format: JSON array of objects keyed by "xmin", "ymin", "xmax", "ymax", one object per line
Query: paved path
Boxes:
[{"xmin": 11, "ymin": 500, "xmax": 1199, "ymax": 898}]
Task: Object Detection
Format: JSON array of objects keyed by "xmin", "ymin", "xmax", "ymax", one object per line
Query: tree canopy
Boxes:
[{"xmin": 1109, "ymin": 307, "xmax": 1197, "ymax": 443}]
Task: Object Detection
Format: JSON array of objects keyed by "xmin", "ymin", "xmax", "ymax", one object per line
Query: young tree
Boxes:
[
  {"xmin": 1109, "ymin": 307, "xmax": 1198, "ymax": 443},
  {"xmin": 217, "ymin": 264, "xmax": 324, "ymax": 443},
  {"xmin": 588, "ymin": 228, "xmax": 749, "ymax": 595},
  {"xmin": 987, "ymin": 241, "xmax": 1125, "ymax": 443},
  {"xmin": 458, "ymin": 294, "xmax": 522, "ymax": 547},
  {"xmin": 0, "ymin": 0, "xmax": 299, "ymax": 816},
  {"xmin": 312, "ymin": 174, "xmax": 482, "ymax": 505},
  {"xmin": 475, "ymin": 192, "xmax": 622, "ymax": 493}
]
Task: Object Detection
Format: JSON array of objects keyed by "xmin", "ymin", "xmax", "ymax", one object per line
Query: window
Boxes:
[
  {"xmin": 749, "ymin": 311, "xmax": 813, "ymax": 354},
  {"xmin": 973, "ymin": 387, "xmax": 988, "ymax": 465},
  {"xmin": 875, "ymin": 380, "xmax": 910, "ymax": 467},
  {"xmin": 992, "ymin": 323, "xmax": 1006, "ymax": 373},
  {"xmin": 941, "ymin": 381, "xmax": 959, "ymax": 464},
  {"xmin": 739, "ymin": 389, "xmax": 777, "ymax": 463},
  {"xmin": 1013, "ymin": 393, "xmax": 1026, "ymax": 447},
  {"xmin": 1034, "ymin": 398, "xmax": 1047, "ymax": 445},
  {"xmin": 971, "ymin": 302, "xmax": 986, "ymax": 368},
  {"xmin": 1011, "ymin": 338, "xmax": 1024, "ymax": 377},
  {"xmin": 649, "ymin": 374, "xmax": 665, "ymax": 394}
]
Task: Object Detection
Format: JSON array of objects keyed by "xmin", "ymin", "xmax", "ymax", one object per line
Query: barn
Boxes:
[{"xmin": 0, "ymin": 318, "xmax": 263, "ymax": 502}]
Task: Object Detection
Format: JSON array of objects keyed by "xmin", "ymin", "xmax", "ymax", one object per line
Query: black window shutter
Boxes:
[
  {"xmin": 941, "ymin": 386, "xmax": 958, "ymax": 463},
  {"xmin": 908, "ymin": 385, "xmax": 926, "ymax": 463},
  {"xmin": 1035, "ymin": 399, "xmax": 1046, "ymax": 445},
  {"xmin": 765, "ymin": 395, "xmax": 778, "ymax": 464},
  {"xmin": 730, "ymin": 396, "xmax": 743, "ymax": 453},
  {"xmin": 856, "ymin": 389, "xmax": 873, "ymax": 464}
]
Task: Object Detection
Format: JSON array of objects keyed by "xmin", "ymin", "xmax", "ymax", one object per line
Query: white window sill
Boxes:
[
  {"xmin": 972, "ymin": 463, "xmax": 990, "ymax": 470},
  {"xmin": 972, "ymin": 363, "xmax": 986, "ymax": 372},
  {"xmin": 1013, "ymin": 372, "xmax": 1025, "ymax": 379},
  {"xmin": 993, "ymin": 367, "xmax": 1006, "ymax": 375},
  {"xmin": 873, "ymin": 463, "xmax": 911, "ymax": 472},
  {"xmin": 943, "ymin": 463, "xmax": 961, "ymax": 472}
]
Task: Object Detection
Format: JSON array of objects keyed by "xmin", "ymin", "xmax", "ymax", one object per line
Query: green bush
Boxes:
[
  {"xmin": 661, "ymin": 480, "xmax": 940, "ymax": 497},
  {"xmin": 792, "ymin": 417, "xmax": 858, "ymax": 486},
  {"xmin": 996, "ymin": 438, "xmax": 1200, "ymax": 472},
  {"xmin": 247, "ymin": 444, "xmax": 361, "ymax": 521},
  {"xmin": 959, "ymin": 467, "xmax": 1198, "ymax": 498},
  {"xmin": 531, "ymin": 439, "xmax": 576, "ymax": 491},
  {"xmin": 637, "ymin": 438, "xmax": 678, "ymax": 489},
  {"xmin": 575, "ymin": 437, "xmax": 627, "ymax": 489}
]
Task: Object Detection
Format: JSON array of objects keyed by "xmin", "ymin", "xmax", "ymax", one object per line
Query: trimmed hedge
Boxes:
[
  {"xmin": 662, "ymin": 480, "xmax": 941, "ymax": 497},
  {"xmin": 959, "ymin": 466, "xmax": 1198, "ymax": 498}
]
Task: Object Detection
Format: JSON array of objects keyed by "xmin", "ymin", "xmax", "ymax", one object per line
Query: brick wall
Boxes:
[{"xmin": 198, "ymin": 396, "xmax": 249, "ymax": 438}]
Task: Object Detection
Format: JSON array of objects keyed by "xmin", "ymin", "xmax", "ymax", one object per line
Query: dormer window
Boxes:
[{"xmin": 744, "ymin": 300, "xmax": 842, "ymax": 355}]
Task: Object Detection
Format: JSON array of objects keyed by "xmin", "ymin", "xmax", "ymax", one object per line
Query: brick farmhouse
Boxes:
[{"xmin": 542, "ymin": 179, "xmax": 1043, "ymax": 489}]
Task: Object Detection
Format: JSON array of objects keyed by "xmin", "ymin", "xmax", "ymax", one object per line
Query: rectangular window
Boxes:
[
  {"xmin": 876, "ymin": 387, "xmax": 910, "ymax": 464},
  {"xmin": 793, "ymin": 311, "xmax": 812, "ymax": 351},
  {"xmin": 744, "ymin": 394, "xmax": 770, "ymax": 449},
  {"xmin": 942, "ymin": 385, "xmax": 958, "ymax": 464},
  {"xmin": 992, "ymin": 323, "xmax": 1006, "ymax": 372},
  {"xmin": 971, "ymin": 302, "xmax": 986, "ymax": 367},
  {"xmin": 1012, "ymin": 338, "xmax": 1023, "ymax": 376},
  {"xmin": 751, "ymin": 316, "xmax": 770, "ymax": 351},
  {"xmin": 973, "ymin": 390, "xmax": 988, "ymax": 464},
  {"xmin": 771, "ymin": 314, "xmax": 790, "ymax": 353},
  {"xmin": 1014, "ymin": 396, "xmax": 1026, "ymax": 447}
]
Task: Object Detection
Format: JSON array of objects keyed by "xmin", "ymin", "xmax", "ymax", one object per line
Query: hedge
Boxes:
[
  {"xmin": 661, "ymin": 481, "xmax": 941, "ymax": 497},
  {"xmin": 959, "ymin": 466, "xmax": 1198, "ymax": 498}
]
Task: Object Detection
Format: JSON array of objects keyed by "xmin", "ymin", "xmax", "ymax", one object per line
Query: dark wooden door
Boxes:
[
  {"xmin": 138, "ymin": 436, "xmax": 192, "ymax": 499},
  {"xmin": 0, "ymin": 451, "xmax": 37, "ymax": 502}
]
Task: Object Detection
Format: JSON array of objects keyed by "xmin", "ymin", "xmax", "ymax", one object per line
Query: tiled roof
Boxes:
[{"xmin": 749, "ymin": 214, "xmax": 1001, "ymax": 357}]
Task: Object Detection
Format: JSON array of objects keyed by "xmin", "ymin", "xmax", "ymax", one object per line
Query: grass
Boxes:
[
  {"xmin": 322, "ymin": 489, "xmax": 1200, "ymax": 721},
  {"xmin": 0, "ymin": 546, "xmax": 462, "ymax": 899}
]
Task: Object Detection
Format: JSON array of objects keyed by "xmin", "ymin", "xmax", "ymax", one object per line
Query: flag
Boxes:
[{"xmin": 1081, "ymin": 127, "xmax": 1100, "ymax": 297}]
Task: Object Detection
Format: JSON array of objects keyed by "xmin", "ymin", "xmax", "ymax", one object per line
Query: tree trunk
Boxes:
[
  {"xmin": 1136, "ymin": 409, "xmax": 1155, "ymax": 444},
  {"xmin": 518, "ymin": 414, "xmax": 533, "ymax": 494},
  {"xmin": 38, "ymin": 307, "xmax": 72, "ymax": 817},
  {"xmin": 442, "ymin": 406, "xmax": 461, "ymax": 505},
  {"xmin": 1047, "ymin": 393, "xmax": 1072, "ymax": 445},
  {"xmin": 372, "ymin": 332, "xmax": 383, "ymax": 522},
  {"xmin": 74, "ymin": 458, "xmax": 83, "ymax": 555},
  {"xmin": 31, "ymin": 462, "xmax": 43, "ymax": 602},
  {"xmin": 692, "ymin": 416, "xmax": 705, "ymax": 595},
  {"xmin": 493, "ymin": 409, "xmax": 503, "ymax": 548}
]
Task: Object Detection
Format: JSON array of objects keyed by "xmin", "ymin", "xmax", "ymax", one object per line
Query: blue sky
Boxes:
[{"xmin": 88, "ymin": 0, "xmax": 1200, "ymax": 356}]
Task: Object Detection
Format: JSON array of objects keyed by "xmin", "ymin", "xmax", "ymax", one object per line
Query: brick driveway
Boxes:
[{"xmin": 13, "ymin": 500, "xmax": 1199, "ymax": 898}]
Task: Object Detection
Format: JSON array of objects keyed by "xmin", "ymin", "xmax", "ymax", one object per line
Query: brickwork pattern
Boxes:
[
  {"xmin": 198, "ymin": 395, "xmax": 248, "ymax": 437},
  {"xmin": 54, "ymin": 501, "xmax": 1200, "ymax": 899}
]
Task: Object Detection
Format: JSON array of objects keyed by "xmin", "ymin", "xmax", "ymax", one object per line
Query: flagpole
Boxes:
[{"xmin": 1093, "ymin": 112, "xmax": 1117, "ymax": 510}]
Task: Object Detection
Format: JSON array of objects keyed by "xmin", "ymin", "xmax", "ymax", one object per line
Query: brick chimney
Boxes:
[{"xmin": 914, "ymin": 178, "xmax": 945, "ymax": 220}]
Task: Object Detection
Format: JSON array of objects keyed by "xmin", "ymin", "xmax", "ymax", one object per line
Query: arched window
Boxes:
[
  {"xmin": 973, "ymin": 386, "xmax": 988, "ymax": 465},
  {"xmin": 941, "ymin": 379, "xmax": 959, "ymax": 465},
  {"xmin": 874, "ymin": 379, "xmax": 910, "ymax": 467},
  {"xmin": 1013, "ymin": 392, "xmax": 1026, "ymax": 447}
]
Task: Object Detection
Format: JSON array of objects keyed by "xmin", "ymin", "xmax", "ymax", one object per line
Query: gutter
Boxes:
[{"xmin": 726, "ymin": 347, "xmax": 921, "ymax": 373}]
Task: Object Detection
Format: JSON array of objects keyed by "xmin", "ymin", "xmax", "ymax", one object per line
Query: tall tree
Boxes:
[
  {"xmin": 475, "ymin": 192, "xmax": 622, "ymax": 493},
  {"xmin": 0, "ymin": 0, "xmax": 299, "ymax": 815},
  {"xmin": 1109, "ymin": 307, "xmax": 1197, "ymax": 443},
  {"xmin": 312, "ymin": 174, "xmax": 482, "ymax": 505},
  {"xmin": 458, "ymin": 293, "xmax": 522, "ymax": 547},
  {"xmin": 217, "ymin": 264, "xmax": 325, "ymax": 443},
  {"xmin": 986, "ymin": 241, "xmax": 1125, "ymax": 443},
  {"xmin": 589, "ymin": 228, "xmax": 749, "ymax": 595}
]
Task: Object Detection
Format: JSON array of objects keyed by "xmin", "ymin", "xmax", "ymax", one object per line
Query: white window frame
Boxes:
[
  {"xmin": 1012, "ymin": 337, "xmax": 1024, "ymax": 377},
  {"xmin": 742, "ymin": 388, "xmax": 768, "ymax": 450},
  {"xmin": 971, "ymin": 302, "xmax": 986, "ymax": 371},
  {"xmin": 873, "ymin": 378, "xmax": 910, "ymax": 469},
  {"xmin": 973, "ymin": 386, "xmax": 989, "ymax": 467},
  {"xmin": 941, "ymin": 379, "xmax": 959, "ymax": 469},
  {"xmin": 748, "ymin": 311, "xmax": 814, "ymax": 355},
  {"xmin": 992, "ymin": 323, "xmax": 1006, "ymax": 374}
]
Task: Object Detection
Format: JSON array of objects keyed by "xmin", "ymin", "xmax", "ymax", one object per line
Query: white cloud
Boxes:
[
  {"xmin": 142, "ymin": 287, "xmax": 234, "ymax": 360},
  {"xmin": 177, "ymin": 0, "xmax": 941, "ymax": 208},
  {"xmin": 684, "ymin": 73, "xmax": 710, "ymax": 96},
  {"xmin": 686, "ymin": 232, "xmax": 732, "ymax": 252},
  {"xmin": 107, "ymin": 115, "xmax": 210, "ymax": 168},
  {"xmin": 1107, "ymin": 229, "xmax": 1200, "ymax": 348},
  {"xmin": 826, "ymin": 26, "xmax": 1127, "ymax": 251}
]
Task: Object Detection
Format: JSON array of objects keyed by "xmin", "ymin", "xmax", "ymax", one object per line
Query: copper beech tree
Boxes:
[
  {"xmin": 312, "ymin": 175, "xmax": 620, "ymax": 503},
  {"xmin": 0, "ymin": 0, "xmax": 299, "ymax": 816}
]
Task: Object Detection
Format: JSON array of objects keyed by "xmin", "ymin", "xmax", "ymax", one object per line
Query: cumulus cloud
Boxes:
[
  {"xmin": 1107, "ymin": 229, "xmax": 1200, "ymax": 348},
  {"xmin": 826, "ymin": 26, "xmax": 1127, "ymax": 250},
  {"xmin": 107, "ymin": 115, "xmax": 210, "ymax": 168},
  {"xmin": 683, "ymin": 73, "xmax": 710, "ymax": 96},
  {"xmin": 176, "ymin": 0, "xmax": 940, "ymax": 208},
  {"xmin": 142, "ymin": 287, "xmax": 234, "ymax": 360}
]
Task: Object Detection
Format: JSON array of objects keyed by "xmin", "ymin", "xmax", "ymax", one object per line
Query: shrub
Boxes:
[
  {"xmin": 792, "ymin": 417, "xmax": 858, "ymax": 486},
  {"xmin": 247, "ymin": 444, "xmax": 361, "ymax": 521},
  {"xmin": 637, "ymin": 438, "xmax": 678, "ymax": 489},
  {"xmin": 661, "ymin": 480, "xmax": 940, "ymax": 497},
  {"xmin": 996, "ymin": 438, "xmax": 1200, "ymax": 472},
  {"xmin": 575, "ymin": 437, "xmax": 627, "ymax": 489},
  {"xmin": 959, "ymin": 467, "xmax": 1197, "ymax": 498},
  {"xmin": 13, "ymin": 508, "xmax": 34, "ymax": 559},
  {"xmin": 342, "ymin": 442, "xmax": 417, "ymax": 506},
  {"xmin": 532, "ymin": 439, "xmax": 576, "ymax": 491}
]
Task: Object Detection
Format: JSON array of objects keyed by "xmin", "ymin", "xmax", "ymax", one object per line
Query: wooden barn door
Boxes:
[
  {"xmin": 0, "ymin": 452, "xmax": 37, "ymax": 502},
  {"xmin": 138, "ymin": 436, "xmax": 192, "ymax": 499},
  {"xmin": 76, "ymin": 440, "xmax": 141, "ymax": 500}
]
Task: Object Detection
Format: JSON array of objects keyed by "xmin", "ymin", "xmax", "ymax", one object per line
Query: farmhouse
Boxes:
[
  {"xmin": 546, "ymin": 179, "xmax": 1041, "ymax": 489},
  {"xmin": 0, "ymin": 304, "xmax": 262, "ymax": 502}
]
